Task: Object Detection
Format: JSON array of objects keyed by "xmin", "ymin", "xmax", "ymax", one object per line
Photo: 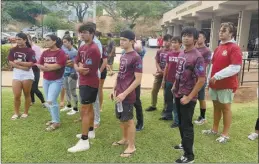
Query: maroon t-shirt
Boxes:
[
  {"xmin": 196, "ymin": 46, "xmax": 212, "ymax": 72},
  {"xmin": 115, "ymin": 51, "xmax": 143, "ymax": 104},
  {"xmin": 165, "ymin": 51, "xmax": 181, "ymax": 83},
  {"xmin": 75, "ymin": 42, "xmax": 101, "ymax": 88},
  {"xmin": 174, "ymin": 48, "xmax": 205, "ymax": 101},
  {"xmin": 8, "ymin": 47, "xmax": 36, "ymax": 63},
  {"xmin": 155, "ymin": 48, "xmax": 171, "ymax": 71},
  {"xmin": 39, "ymin": 49, "xmax": 67, "ymax": 80}
]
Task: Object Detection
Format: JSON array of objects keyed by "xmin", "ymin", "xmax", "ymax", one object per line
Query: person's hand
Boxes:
[
  {"xmin": 66, "ymin": 60, "xmax": 74, "ymax": 67},
  {"xmin": 110, "ymin": 90, "xmax": 116, "ymax": 101},
  {"xmin": 161, "ymin": 81, "xmax": 165, "ymax": 89},
  {"xmin": 79, "ymin": 68, "xmax": 89, "ymax": 75},
  {"xmin": 79, "ymin": 62, "xmax": 84, "ymax": 68},
  {"xmin": 115, "ymin": 92, "xmax": 126, "ymax": 103},
  {"xmin": 180, "ymin": 95, "xmax": 191, "ymax": 105},
  {"xmin": 171, "ymin": 84, "xmax": 175, "ymax": 93},
  {"xmin": 13, "ymin": 60, "xmax": 21, "ymax": 64},
  {"xmin": 209, "ymin": 77, "xmax": 217, "ymax": 85}
]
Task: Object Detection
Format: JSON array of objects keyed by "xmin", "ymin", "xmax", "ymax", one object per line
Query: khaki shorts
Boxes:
[{"xmin": 209, "ymin": 88, "xmax": 234, "ymax": 104}]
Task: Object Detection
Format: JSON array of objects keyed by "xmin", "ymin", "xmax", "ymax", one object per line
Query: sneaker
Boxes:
[
  {"xmin": 171, "ymin": 122, "xmax": 179, "ymax": 128},
  {"xmin": 202, "ymin": 129, "xmax": 218, "ymax": 135},
  {"xmin": 42, "ymin": 103, "xmax": 46, "ymax": 108},
  {"xmin": 173, "ymin": 144, "xmax": 183, "ymax": 150},
  {"xmin": 67, "ymin": 110, "xmax": 79, "ymax": 115},
  {"xmin": 248, "ymin": 132, "xmax": 258, "ymax": 140},
  {"xmin": 216, "ymin": 135, "xmax": 230, "ymax": 143},
  {"xmin": 60, "ymin": 106, "xmax": 72, "ymax": 112},
  {"xmin": 67, "ymin": 139, "xmax": 90, "ymax": 153},
  {"xmin": 194, "ymin": 116, "xmax": 206, "ymax": 125},
  {"xmin": 175, "ymin": 156, "xmax": 194, "ymax": 163},
  {"xmin": 76, "ymin": 131, "xmax": 95, "ymax": 139},
  {"xmin": 145, "ymin": 106, "xmax": 157, "ymax": 112},
  {"xmin": 136, "ymin": 123, "xmax": 144, "ymax": 131}
]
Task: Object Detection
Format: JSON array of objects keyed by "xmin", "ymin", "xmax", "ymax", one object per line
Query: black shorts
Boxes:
[
  {"xmin": 101, "ymin": 69, "xmax": 107, "ymax": 80},
  {"xmin": 198, "ymin": 83, "xmax": 207, "ymax": 101},
  {"xmin": 115, "ymin": 102, "xmax": 134, "ymax": 122},
  {"xmin": 79, "ymin": 85, "xmax": 98, "ymax": 104}
]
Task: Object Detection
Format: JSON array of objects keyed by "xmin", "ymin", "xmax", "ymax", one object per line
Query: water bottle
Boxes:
[{"xmin": 116, "ymin": 102, "xmax": 123, "ymax": 113}]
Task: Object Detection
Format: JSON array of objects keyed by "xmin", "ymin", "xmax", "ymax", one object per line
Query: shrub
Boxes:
[
  {"xmin": 1, "ymin": 44, "xmax": 11, "ymax": 69},
  {"xmin": 99, "ymin": 37, "xmax": 120, "ymax": 46}
]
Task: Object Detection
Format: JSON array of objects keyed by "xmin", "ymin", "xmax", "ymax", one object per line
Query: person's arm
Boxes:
[
  {"xmin": 9, "ymin": 61, "xmax": 30, "ymax": 71},
  {"xmin": 109, "ymin": 41, "xmax": 116, "ymax": 57},
  {"xmin": 162, "ymin": 64, "xmax": 168, "ymax": 88},
  {"xmin": 181, "ymin": 57, "xmax": 206, "ymax": 104},
  {"xmin": 110, "ymin": 77, "xmax": 118, "ymax": 101},
  {"xmin": 100, "ymin": 58, "xmax": 107, "ymax": 73},
  {"xmin": 155, "ymin": 50, "xmax": 162, "ymax": 72}
]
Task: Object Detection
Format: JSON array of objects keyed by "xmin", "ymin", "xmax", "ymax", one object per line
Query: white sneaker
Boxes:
[
  {"xmin": 76, "ymin": 131, "xmax": 95, "ymax": 139},
  {"xmin": 67, "ymin": 110, "xmax": 79, "ymax": 115},
  {"xmin": 194, "ymin": 116, "xmax": 207, "ymax": 125},
  {"xmin": 216, "ymin": 135, "xmax": 230, "ymax": 143},
  {"xmin": 67, "ymin": 139, "xmax": 90, "ymax": 153},
  {"xmin": 60, "ymin": 106, "xmax": 72, "ymax": 112},
  {"xmin": 248, "ymin": 133, "xmax": 258, "ymax": 140}
]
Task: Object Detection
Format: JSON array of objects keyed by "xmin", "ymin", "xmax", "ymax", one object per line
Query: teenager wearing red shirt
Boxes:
[
  {"xmin": 157, "ymin": 35, "xmax": 163, "ymax": 49},
  {"xmin": 68, "ymin": 23, "xmax": 101, "ymax": 153},
  {"xmin": 202, "ymin": 22, "xmax": 242, "ymax": 143}
]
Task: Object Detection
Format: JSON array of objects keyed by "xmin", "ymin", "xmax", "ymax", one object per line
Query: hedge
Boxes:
[
  {"xmin": 1, "ymin": 44, "xmax": 11, "ymax": 69},
  {"xmin": 99, "ymin": 37, "xmax": 120, "ymax": 46}
]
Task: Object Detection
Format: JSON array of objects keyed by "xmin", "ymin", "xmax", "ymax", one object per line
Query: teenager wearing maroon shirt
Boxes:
[
  {"xmin": 194, "ymin": 31, "xmax": 212, "ymax": 125},
  {"xmin": 162, "ymin": 36, "xmax": 182, "ymax": 128},
  {"xmin": 110, "ymin": 30, "xmax": 142, "ymax": 158},
  {"xmin": 8, "ymin": 33, "xmax": 36, "ymax": 120},
  {"xmin": 146, "ymin": 35, "xmax": 172, "ymax": 113},
  {"xmin": 172, "ymin": 27, "xmax": 205, "ymax": 163},
  {"xmin": 35, "ymin": 35, "xmax": 67, "ymax": 131},
  {"xmin": 68, "ymin": 23, "xmax": 101, "ymax": 153},
  {"xmin": 202, "ymin": 22, "xmax": 242, "ymax": 143}
]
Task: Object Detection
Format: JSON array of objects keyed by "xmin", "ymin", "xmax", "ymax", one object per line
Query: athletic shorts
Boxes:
[
  {"xmin": 198, "ymin": 83, "xmax": 207, "ymax": 101},
  {"xmin": 115, "ymin": 102, "xmax": 134, "ymax": 122},
  {"xmin": 79, "ymin": 85, "xmax": 98, "ymax": 104},
  {"xmin": 108, "ymin": 56, "xmax": 115, "ymax": 65},
  {"xmin": 101, "ymin": 69, "xmax": 107, "ymax": 80},
  {"xmin": 209, "ymin": 88, "xmax": 234, "ymax": 104}
]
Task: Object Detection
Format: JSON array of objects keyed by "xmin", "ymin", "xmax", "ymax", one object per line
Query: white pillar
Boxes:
[
  {"xmin": 209, "ymin": 16, "xmax": 221, "ymax": 51},
  {"xmin": 173, "ymin": 24, "xmax": 181, "ymax": 36},
  {"xmin": 167, "ymin": 26, "xmax": 173, "ymax": 35},
  {"xmin": 194, "ymin": 21, "xmax": 202, "ymax": 30},
  {"xmin": 236, "ymin": 11, "xmax": 252, "ymax": 51}
]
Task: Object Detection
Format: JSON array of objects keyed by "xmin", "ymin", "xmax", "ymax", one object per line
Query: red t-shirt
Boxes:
[
  {"xmin": 8, "ymin": 46, "xmax": 36, "ymax": 63},
  {"xmin": 209, "ymin": 42, "xmax": 242, "ymax": 92},
  {"xmin": 39, "ymin": 49, "xmax": 67, "ymax": 80},
  {"xmin": 115, "ymin": 51, "xmax": 143, "ymax": 104},
  {"xmin": 157, "ymin": 38, "xmax": 163, "ymax": 47},
  {"xmin": 75, "ymin": 42, "xmax": 101, "ymax": 88},
  {"xmin": 166, "ymin": 51, "xmax": 180, "ymax": 82},
  {"xmin": 155, "ymin": 48, "xmax": 171, "ymax": 71}
]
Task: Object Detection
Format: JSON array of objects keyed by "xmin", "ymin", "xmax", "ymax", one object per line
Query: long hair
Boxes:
[
  {"xmin": 46, "ymin": 34, "xmax": 62, "ymax": 48},
  {"xmin": 16, "ymin": 32, "xmax": 31, "ymax": 48}
]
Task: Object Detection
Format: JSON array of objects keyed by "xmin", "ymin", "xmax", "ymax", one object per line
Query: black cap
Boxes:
[{"xmin": 120, "ymin": 30, "xmax": 135, "ymax": 41}]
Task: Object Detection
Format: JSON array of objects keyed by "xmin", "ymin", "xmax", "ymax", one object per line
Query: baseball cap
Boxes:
[{"xmin": 120, "ymin": 30, "xmax": 135, "ymax": 41}]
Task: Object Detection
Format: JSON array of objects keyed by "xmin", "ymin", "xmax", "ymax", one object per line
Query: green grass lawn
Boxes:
[{"xmin": 1, "ymin": 87, "xmax": 258, "ymax": 163}]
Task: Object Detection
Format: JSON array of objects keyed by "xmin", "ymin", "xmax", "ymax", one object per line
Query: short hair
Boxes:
[
  {"xmin": 220, "ymin": 22, "xmax": 236, "ymax": 36},
  {"xmin": 163, "ymin": 34, "xmax": 172, "ymax": 41},
  {"xmin": 199, "ymin": 30, "xmax": 207, "ymax": 39},
  {"xmin": 65, "ymin": 31, "xmax": 70, "ymax": 34},
  {"xmin": 181, "ymin": 27, "xmax": 199, "ymax": 40},
  {"xmin": 172, "ymin": 36, "xmax": 182, "ymax": 43},
  {"xmin": 63, "ymin": 36, "xmax": 73, "ymax": 45},
  {"xmin": 78, "ymin": 23, "xmax": 95, "ymax": 34}
]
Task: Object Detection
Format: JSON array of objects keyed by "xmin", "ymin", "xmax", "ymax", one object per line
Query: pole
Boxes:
[{"xmin": 41, "ymin": 0, "xmax": 43, "ymax": 38}]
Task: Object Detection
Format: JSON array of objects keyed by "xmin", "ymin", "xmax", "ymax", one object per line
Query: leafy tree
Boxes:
[{"xmin": 3, "ymin": 1, "xmax": 49, "ymax": 24}]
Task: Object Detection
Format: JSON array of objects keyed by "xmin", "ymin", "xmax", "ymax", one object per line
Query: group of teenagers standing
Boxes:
[{"xmin": 7, "ymin": 21, "xmax": 257, "ymax": 163}]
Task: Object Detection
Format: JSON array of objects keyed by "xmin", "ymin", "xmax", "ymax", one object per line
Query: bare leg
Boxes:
[
  {"xmin": 60, "ymin": 87, "xmax": 65, "ymax": 108},
  {"xmin": 12, "ymin": 80, "xmax": 23, "ymax": 115},
  {"xmin": 99, "ymin": 79, "xmax": 105, "ymax": 111},
  {"xmin": 222, "ymin": 103, "xmax": 232, "ymax": 136},
  {"xmin": 81, "ymin": 104, "xmax": 94, "ymax": 135},
  {"xmin": 22, "ymin": 80, "xmax": 33, "ymax": 114},
  {"xmin": 212, "ymin": 100, "xmax": 222, "ymax": 133},
  {"xmin": 121, "ymin": 119, "xmax": 136, "ymax": 157}
]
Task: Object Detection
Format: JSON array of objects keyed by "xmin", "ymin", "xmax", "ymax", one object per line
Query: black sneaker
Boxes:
[
  {"xmin": 173, "ymin": 144, "xmax": 183, "ymax": 150},
  {"xmin": 175, "ymin": 156, "xmax": 194, "ymax": 163},
  {"xmin": 136, "ymin": 123, "xmax": 144, "ymax": 131},
  {"xmin": 170, "ymin": 122, "xmax": 179, "ymax": 128},
  {"xmin": 145, "ymin": 106, "xmax": 157, "ymax": 112},
  {"xmin": 159, "ymin": 117, "xmax": 173, "ymax": 121}
]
